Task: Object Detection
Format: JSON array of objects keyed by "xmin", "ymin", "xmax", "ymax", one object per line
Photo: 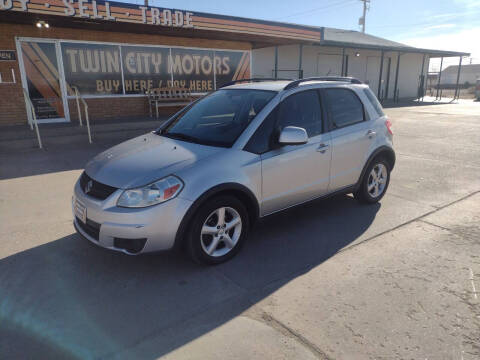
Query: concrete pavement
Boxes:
[{"xmin": 0, "ymin": 100, "xmax": 479, "ymax": 359}]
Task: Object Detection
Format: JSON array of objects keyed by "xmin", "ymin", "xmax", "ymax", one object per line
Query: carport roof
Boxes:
[{"xmin": 319, "ymin": 27, "xmax": 470, "ymax": 57}]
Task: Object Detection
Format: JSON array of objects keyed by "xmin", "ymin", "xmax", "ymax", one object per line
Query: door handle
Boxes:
[
  {"xmin": 366, "ymin": 129, "xmax": 377, "ymax": 138},
  {"xmin": 317, "ymin": 143, "xmax": 329, "ymax": 153}
]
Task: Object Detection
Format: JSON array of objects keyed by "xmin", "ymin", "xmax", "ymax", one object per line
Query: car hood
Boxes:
[{"xmin": 85, "ymin": 132, "xmax": 222, "ymax": 189}]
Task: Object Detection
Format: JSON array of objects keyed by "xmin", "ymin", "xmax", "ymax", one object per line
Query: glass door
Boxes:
[{"xmin": 18, "ymin": 40, "xmax": 68, "ymax": 123}]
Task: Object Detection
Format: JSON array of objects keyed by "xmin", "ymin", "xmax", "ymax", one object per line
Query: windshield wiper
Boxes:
[{"xmin": 163, "ymin": 132, "xmax": 202, "ymax": 144}]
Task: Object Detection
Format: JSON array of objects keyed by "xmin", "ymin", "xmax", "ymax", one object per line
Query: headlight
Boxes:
[{"xmin": 117, "ymin": 175, "xmax": 184, "ymax": 208}]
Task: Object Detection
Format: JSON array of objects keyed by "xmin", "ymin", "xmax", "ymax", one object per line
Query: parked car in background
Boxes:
[{"xmin": 73, "ymin": 77, "xmax": 395, "ymax": 264}]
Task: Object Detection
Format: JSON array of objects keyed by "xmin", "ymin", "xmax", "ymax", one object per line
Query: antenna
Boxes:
[{"xmin": 359, "ymin": 0, "xmax": 370, "ymax": 33}]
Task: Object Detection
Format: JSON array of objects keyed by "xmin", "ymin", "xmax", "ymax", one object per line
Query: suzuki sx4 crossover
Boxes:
[{"xmin": 73, "ymin": 77, "xmax": 395, "ymax": 264}]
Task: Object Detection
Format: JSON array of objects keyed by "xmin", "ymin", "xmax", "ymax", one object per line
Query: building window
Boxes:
[{"xmin": 58, "ymin": 41, "xmax": 251, "ymax": 97}]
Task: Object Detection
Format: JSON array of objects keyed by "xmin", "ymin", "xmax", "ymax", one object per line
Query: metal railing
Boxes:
[
  {"xmin": 71, "ymin": 86, "xmax": 92, "ymax": 143},
  {"xmin": 22, "ymin": 88, "xmax": 42, "ymax": 149}
]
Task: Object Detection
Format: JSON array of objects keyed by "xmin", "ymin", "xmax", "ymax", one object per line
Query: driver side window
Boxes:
[
  {"xmin": 244, "ymin": 90, "xmax": 323, "ymax": 155},
  {"xmin": 277, "ymin": 90, "xmax": 323, "ymax": 138}
]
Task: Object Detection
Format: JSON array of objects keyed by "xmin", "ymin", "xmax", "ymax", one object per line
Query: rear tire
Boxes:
[
  {"xmin": 354, "ymin": 158, "xmax": 390, "ymax": 204},
  {"xmin": 185, "ymin": 195, "xmax": 249, "ymax": 265}
]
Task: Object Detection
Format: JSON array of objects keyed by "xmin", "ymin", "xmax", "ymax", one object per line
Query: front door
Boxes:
[
  {"xmin": 261, "ymin": 90, "xmax": 331, "ymax": 216},
  {"xmin": 18, "ymin": 40, "xmax": 68, "ymax": 123}
]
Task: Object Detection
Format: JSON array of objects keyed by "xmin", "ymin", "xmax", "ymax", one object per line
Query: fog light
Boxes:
[{"xmin": 114, "ymin": 238, "xmax": 147, "ymax": 254}]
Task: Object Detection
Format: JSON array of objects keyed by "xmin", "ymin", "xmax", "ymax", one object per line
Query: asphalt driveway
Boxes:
[{"xmin": 1, "ymin": 100, "xmax": 479, "ymax": 359}]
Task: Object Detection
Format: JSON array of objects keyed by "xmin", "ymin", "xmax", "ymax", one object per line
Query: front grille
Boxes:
[
  {"xmin": 80, "ymin": 171, "xmax": 117, "ymax": 200},
  {"xmin": 76, "ymin": 217, "xmax": 101, "ymax": 241}
]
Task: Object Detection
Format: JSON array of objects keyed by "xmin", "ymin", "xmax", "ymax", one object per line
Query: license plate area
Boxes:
[{"xmin": 74, "ymin": 198, "xmax": 87, "ymax": 223}]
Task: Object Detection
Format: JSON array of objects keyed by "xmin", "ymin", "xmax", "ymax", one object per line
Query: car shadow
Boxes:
[{"xmin": 0, "ymin": 194, "xmax": 380, "ymax": 359}]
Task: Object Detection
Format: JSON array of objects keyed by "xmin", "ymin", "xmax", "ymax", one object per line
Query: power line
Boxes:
[{"xmin": 274, "ymin": 0, "xmax": 356, "ymax": 21}]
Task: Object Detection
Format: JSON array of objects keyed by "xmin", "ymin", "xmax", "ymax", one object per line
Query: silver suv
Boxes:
[{"xmin": 73, "ymin": 77, "xmax": 395, "ymax": 264}]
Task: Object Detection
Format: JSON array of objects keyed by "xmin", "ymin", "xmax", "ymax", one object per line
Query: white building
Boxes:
[
  {"xmin": 252, "ymin": 28, "xmax": 468, "ymax": 101},
  {"xmin": 440, "ymin": 64, "xmax": 480, "ymax": 86}
]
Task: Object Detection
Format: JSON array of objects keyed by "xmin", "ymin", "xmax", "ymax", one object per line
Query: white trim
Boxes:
[
  {"xmin": 56, "ymin": 40, "xmax": 71, "ymax": 123},
  {"xmin": 16, "ymin": 38, "xmax": 70, "ymax": 124},
  {"xmin": 16, "ymin": 36, "xmax": 251, "ymax": 102},
  {"xmin": 250, "ymin": 50, "xmax": 253, "ymax": 78},
  {"xmin": 118, "ymin": 45, "xmax": 126, "ymax": 95},
  {"xmin": 33, "ymin": 118, "xmax": 69, "ymax": 124},
  {"xmin": 213, "ymin": 50, "xmax": 217, "ymax": 90},
  {"xmin": 66, "ymin": 93, "xmax": 148, "ymax": 99},
  {"xmin": 16, "ymin": 37, "xmax": 249, "ymax": 54},
  {"xmin": 169, "ymin": 47, "xmax": 174, "ymax": 85},
  {"xmin": 15, "ymin": 38, "xmax": 32, "ymax": 126},
  {"xmin": 66, "ymin": 92, "xmax": 208, "ymax": 100}
]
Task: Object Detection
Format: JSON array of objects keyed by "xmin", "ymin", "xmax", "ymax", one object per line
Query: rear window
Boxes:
[
  {"xmin": 324, "ymin": 88, "xmax": 364, "ymax": 128},
  {"xmin": 363, "ymin": 88, "xmax": 385, "ymax": 117}
]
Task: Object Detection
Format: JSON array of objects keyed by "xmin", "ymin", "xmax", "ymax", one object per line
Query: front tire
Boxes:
[
  {"xmin": 354, "ymin": 158, "xmax": 390, "ymax": 204},
  {"xmin": 185, "ymin": 195, "xmax": 249, "ymax": 265}
]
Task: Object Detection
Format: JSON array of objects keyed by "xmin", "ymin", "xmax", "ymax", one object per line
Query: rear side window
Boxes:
[
  {"xmin": 324, "ymin": 88, "xmax": 364, "ymax": 129},
  {"xmin": 277, "ymin": 90, "xmax": 322, "ymax": 138},
  {"xmin": 363, "ymin": 88, "xmax": 385, "ymax": 117}
]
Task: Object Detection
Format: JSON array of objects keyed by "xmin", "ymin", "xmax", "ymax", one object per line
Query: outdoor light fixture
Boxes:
[
  {"xmin": 35, "ymin": 21, "xmax": 50, "ymax": 28},
  {"xmin": 355, "ymin": 52, "xmax": 360, "ymax": 57}
]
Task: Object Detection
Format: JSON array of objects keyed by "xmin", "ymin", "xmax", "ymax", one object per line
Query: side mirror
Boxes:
[{"xmin": 278, "ymin": 126, "xmax": 308, "ymax": 146}]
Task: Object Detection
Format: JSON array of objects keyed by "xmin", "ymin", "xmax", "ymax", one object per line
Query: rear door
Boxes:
[
  {"xmin": 323, "ymin": 87, "xmax": 375, "ymax": 191},
  {"xmin": 259, "ymin": 89, "xmax": 331, "ymax": 215}
]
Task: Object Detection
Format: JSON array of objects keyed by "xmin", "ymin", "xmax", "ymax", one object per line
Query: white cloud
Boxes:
[
  {"xmin": 423, "ymin": 24, "xmax": 456, "ymax": 30},
  {"xmin": 454, "ymin": 0, "xmax": 480, "ymax": 9}
]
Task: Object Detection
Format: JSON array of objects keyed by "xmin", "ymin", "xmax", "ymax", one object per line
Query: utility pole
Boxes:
[{"xmin": 359, "ymin": 0, "xmax": 370, "ymax": 33}]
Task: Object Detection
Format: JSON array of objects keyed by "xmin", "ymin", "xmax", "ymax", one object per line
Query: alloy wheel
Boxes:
[
  {"xmin": 367, "ymin": 163, "xmax": 388, "ymax": 198},
  {"xmin": 200, "ymin": 207, "xmax": 242, "ymax": 257}
]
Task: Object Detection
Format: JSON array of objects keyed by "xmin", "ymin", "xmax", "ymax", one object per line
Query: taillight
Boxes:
[{"xmin": 385, "ymin": 119, "xmax": 393, "ymax": 135}]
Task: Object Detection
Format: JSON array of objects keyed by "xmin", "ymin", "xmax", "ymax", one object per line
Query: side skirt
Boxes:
[{"xmin": 260, "ymin": 185, "xmax": 357, "ymax": 219}]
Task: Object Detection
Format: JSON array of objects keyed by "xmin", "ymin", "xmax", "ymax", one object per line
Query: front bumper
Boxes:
[{"xmin": 73, "ymin": 179, "xmax": 193, "ymax": 255}]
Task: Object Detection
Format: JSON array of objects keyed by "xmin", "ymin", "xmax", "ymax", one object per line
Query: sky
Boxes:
[{"xmin": 124, "ymin": 0, "xmax": 480, "ymax": 70}]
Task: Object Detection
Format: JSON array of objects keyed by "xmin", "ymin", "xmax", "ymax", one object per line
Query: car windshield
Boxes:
[{"xmin": 160, "ymin": 89, "xmax": 276, "ymax": 147}]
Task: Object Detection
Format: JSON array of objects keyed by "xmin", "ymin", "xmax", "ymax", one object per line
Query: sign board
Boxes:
[
  {"xmin": 60, "ymin": 41, "xmax": 251, "ymax": 95},
  {"xmin": 1, "ymin": 0, "xmax": 193, "ymax": 28},
  {"xmin": 0, "ymin": 50, "xmax": 16, "ymax": 61},
  {"xmin": 0, "ymin": 0, "xmax": 321, "ymax": 42}
]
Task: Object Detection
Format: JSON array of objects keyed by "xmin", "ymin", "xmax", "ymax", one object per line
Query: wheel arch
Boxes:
[
  {"xmin": 355, "ymin": 146, "xmax": 396, "ymax": 191},
  {"xmin": 173, "ymin": 183, "xmax": 260, "ymax": 250}
]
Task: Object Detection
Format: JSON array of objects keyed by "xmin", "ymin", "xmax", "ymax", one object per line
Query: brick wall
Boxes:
[{"xmin": 0, "ymin": 22, "xmax": 250, "ymax": 126}]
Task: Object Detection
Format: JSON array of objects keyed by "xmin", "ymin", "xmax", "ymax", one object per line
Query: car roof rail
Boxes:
[
  {"xmin": 284, "ymin": 76, "xmax": 363, "ymax": 90},
  {"xmin": 220, "ymin": 78, "xmax": 293, "ymax": 88}
]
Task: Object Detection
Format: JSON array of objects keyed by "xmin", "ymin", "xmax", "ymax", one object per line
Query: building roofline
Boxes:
[
  {"xmin": 0, "ymin": 0, "xmax": 470, "ymax": 57},
  {"xmin": 317, "ymin": 40, "xmax": 470, "ymax": 57}
]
